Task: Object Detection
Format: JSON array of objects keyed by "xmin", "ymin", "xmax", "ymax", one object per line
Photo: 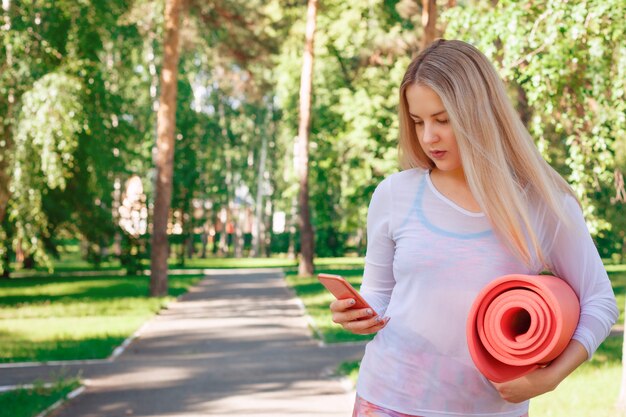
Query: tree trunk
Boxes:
[
  {"xmin": 150, "ymin": 0, "xmax": 183, "ymax": 297},
  {"xmin": 234, "ymin": 207, "xmax": 245, "ymax": 258},
  {"xmin": 287, "ymin": 195, "xmax": 297, "ymax": 260},
  {"xmin": 263, "ymin": 199, "xmax": 273, "ymax": 257},
  {"xmin": 1, "ymin": 247, "xmax": 10, "ymax": 279},
  {"xmin": 201, "ymin": 229, "xmax": 208, "ymax": 258},
  {"xmin": 217, "ymin": 97, "xmax": 233, "ymax": 257},
  {"xmin": 421, "ymin": 0, "xmax": 438, "ymax": 50},
  {"xmin": 200, "ymin": 204, "xmax": 208, "ymax": 259},
  {"xmin": 515, "ymin": 84, "xmax": 532, "ymax": 127},
  {"xmin": 178, "ymin": 209, "xmax": 186, "ymax": 266},
  {"xmin": 186, "ymin": 205, "xmax": 195, "ymax": 259},
  {"xmin": 1, "ymin": 214, "xmax": 12, "ymax": 278},
  {"xmin": 219, "ymin": 208, "xmax": 229, "ymax": 255},
  {"xmin": 296, "ymin": 0, "xmax": 318, "ymax": 276},
  {"xmin": 252, "ymin": 123, "xmax": 268, "ymax": 257}
]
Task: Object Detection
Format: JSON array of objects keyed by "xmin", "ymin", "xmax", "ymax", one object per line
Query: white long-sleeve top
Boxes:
[{"xmin": 356, "ymin": 168, "xmax": 618, "ymax": 417}]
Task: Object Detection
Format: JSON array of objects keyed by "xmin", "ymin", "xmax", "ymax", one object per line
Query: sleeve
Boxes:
[
  {"xmin": 546, "ymin": 195, "xmax": 619, "ymax": 359},
  {"xmin": 359, "ymin": 176, "xmax": 396, "ymax": 317}
]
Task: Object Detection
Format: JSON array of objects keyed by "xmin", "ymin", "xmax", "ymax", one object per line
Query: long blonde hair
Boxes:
[{"xmin": 398, "ymin": 39, "xmax": 576, "ymax": 268}]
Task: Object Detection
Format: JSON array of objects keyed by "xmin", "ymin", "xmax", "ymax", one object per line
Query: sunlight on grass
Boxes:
[
  {"xmin": 0, "ymin": 274, "xmax": 202, "ymax": 362},
  {"xmin": 529, "ymin": 363, "xmax": 622, "ymax": 417},
  {"xmin": 177, "ymin": 257, "xmax": 298, "ymax": 269},
  {"xmin": 529, "ymin": 336, "xmax": 623, "ymax": 416}
]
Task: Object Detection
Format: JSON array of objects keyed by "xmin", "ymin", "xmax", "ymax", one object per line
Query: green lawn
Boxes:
[
  {"xmin": 0, "ymin": 377, "xmax": 81, "ymax": 417},
  {"xmin": 10, "ymin": 251, "xmax": 313, "ymax": 275},
  {"xmin": 165, "ymin": 255, "xmax": 364, "ymax": 270},
  {"xmin": 0, "ymin": 273, "xmax": 202, "ymax": 362},
  {"xmin": 611, "ymin": 267, "xmax": 626, "ymax": 325}
]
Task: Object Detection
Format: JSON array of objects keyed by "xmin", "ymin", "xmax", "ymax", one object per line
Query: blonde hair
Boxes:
[{"xmin": 398, "ymin": 39, "xmax": 576, "ymax": 268}]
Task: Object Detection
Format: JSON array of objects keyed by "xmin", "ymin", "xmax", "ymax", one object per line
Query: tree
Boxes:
[
  {"xmin": 0, "ymin": 0, "xmax": 140, "ymax": 275},
  {"xmin": 150, "ymin": 0, "xmax": 184, "ymax": 296},
  {"xmin": 421, "ymin": 0, "xmax": 438, "ymax": 48},
  {"xmin": 295, "ymin": 0, "xmax": 318, "ymax": 276},
  {"xmin": 444, "ymin": 0, "xmax": 625, "ymax": 234}
]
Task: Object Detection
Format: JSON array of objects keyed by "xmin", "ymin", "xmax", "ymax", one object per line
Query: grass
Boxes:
[
  {"xmin": 0, "ymin": 273, "xmax": 203, "ymax": 362},
  {"xmin": 11, "ymin": 252, "xmax": 321, "ymax": 276},
  {"xmin": 0, "ymin": 377, "xmax": 81, "ymax": 417},
  {"xmin": 168, "ymin": 256, "xmax": 298, "ymax": 269},
  {"xmin": 524, "ymin": 336, "xmax": 623, "ymax": 416},
  {"xmin": 285, "ymin": 263, "xmax": 372, "ymax": 343},
  {"xmin": 611, "ymin": 268, "xmax": 626, "ymax": 325},
  {"xmin": 164, "ymin": 255, "xmax": 365, "ymax": 270}
]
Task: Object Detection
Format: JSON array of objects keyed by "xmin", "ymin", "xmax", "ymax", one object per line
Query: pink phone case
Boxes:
[{"xmin": 317, "ymin": 273, "xmax": 375, "ymax": 313}]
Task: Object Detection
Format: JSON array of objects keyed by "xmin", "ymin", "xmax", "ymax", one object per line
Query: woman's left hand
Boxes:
[
  {"xmin": 490, "ymin": 367, "xmax": 556, "ymax": 403},
  {"xmin": 490, "ymin": 340, "xmax": 588, "ymax": 403}
]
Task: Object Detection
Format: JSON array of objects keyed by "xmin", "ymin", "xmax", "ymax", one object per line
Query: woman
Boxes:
[{"xmin": 330, "ymin": 39, "xmax": 619, "ymax": 417}]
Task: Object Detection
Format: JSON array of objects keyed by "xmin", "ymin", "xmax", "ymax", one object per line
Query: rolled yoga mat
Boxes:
[{"xmin": 466, "ymin": 274, "xmax": 580, "ymax": 383}]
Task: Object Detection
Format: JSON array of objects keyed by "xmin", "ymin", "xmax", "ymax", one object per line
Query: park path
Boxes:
[{"xmin": 1, "ymin": 269, "xmax": 365, "ymax": 417}]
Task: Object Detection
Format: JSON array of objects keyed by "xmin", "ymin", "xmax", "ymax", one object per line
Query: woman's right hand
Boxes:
[{"xmin": 330, "ymin": 299, "xmax": 390, "ymax": 335}]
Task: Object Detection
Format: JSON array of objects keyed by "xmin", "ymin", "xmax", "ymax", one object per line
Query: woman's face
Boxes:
[{"xmin": 405, "ymin": 84, "xmax": 463, "ymax": 176}]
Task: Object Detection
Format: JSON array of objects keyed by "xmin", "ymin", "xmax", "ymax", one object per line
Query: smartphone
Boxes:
[{"xmin": 317, "ymin": 273, "xmax": 376, "ymax": 314}]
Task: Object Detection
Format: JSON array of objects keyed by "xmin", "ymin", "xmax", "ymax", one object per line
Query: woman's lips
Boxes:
[{"xmin": 430, "ymin": 150, "xmax": 447, "ymax": 159}]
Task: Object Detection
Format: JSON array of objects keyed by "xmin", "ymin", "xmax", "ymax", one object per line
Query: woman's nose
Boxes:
[{"xmin": 422, "ymin": 124, "xmax": 439, "ymax": 144}]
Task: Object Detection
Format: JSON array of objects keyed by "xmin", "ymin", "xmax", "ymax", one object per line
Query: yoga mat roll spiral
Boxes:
[{"xmin": 466, "ymin": 274, "xmax": 580, "ymax": 383}]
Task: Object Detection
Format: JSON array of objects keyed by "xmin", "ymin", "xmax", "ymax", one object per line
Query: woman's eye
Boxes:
[
  {"xmin": 437, "ymin": 119, "xmax": 449, "ymax": 124},
  {"xmin": 414, "ymin": 120, "xmax": 424, "ymax": 126}
]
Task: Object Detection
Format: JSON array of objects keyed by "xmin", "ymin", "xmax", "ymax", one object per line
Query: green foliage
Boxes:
[
  {"xmin": 1, "ymin": 0, "xmax": 623, "ymax": 266},
  {"xmin": 10, "ymin": 72, "xmax": 84, "ymax": 267},
  {"xmin": 275, "ymin": 2, "xmax": 418, "ymax": 255},
  {"xmin": 0, "ymin": 0, "xmax": 140, "ymax": 274},
  {"xmin": 444, "ymin": 0, "xmax": 626, "ymax": 235}
]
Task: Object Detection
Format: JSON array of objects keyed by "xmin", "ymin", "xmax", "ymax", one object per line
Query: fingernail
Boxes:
[
  {"xmin": 376, "ymin": 316, "xmax": 383, "ymax": 323},
  {"xmin": 366, "ymin": 309, "xmax": 373, "ymax": 315},
  {"xmin": 349, "ymin": 299, "xmax": 356, "ymax": 305}
]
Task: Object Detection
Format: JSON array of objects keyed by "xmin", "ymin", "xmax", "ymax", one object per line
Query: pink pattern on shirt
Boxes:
[{"xmin": 353, "ymin": 396, "xmax": 529, "ymax": 417}]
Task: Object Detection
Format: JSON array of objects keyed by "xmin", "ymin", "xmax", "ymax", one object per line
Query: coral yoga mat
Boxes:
[{"xmin": 466, "ymin": 274, "xmax": 580, "ymax": 383}]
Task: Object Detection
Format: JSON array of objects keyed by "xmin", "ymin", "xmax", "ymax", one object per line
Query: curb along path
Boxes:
[{"xmin": 2, "ymin": 268, "xmax": 365, "ymax": 417}]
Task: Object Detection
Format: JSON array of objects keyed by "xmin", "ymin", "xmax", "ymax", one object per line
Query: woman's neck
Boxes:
[{"xmin": 430, "ymin": 168, "xmax": 482, "ymax": 213}]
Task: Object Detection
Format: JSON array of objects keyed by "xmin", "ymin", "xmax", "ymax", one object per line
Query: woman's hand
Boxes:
[
  {"xmin": 491, "ymin": 367, "xmax": 556, "ymax": 403},
  {"xmin": 491, "ymin": 340, "xmax": 588, "ymax": 403},
  {"xmin": 330, "ymin": 298, "xmax": 390, "ymax": 335}
]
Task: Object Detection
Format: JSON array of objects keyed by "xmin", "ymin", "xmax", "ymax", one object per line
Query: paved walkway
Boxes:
[{"xmin": 1, "ymin": 269, "xmax": 365, "ymax": 417}]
